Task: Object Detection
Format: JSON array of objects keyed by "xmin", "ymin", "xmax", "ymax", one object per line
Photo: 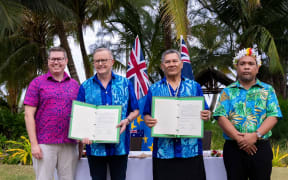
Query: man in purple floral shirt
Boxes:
[{"xmin": 24, "ymin": 47, "xmax": 80, "ymax": 180}]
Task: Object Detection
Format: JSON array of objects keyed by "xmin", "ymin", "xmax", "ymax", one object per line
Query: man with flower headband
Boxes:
[{"xmin": 213, "ymin": 47, "xmax": 282, "ymax": 180}]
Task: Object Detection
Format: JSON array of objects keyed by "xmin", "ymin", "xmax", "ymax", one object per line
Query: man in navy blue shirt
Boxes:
[{"xmin": 77, "ymin": 48, "xmax": 139, "ymax": 180}]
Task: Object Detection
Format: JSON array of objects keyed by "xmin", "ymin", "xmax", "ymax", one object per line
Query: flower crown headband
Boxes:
[{"xmin": 233, "ymin": 48, "xmax": 262, "ymax": 66}]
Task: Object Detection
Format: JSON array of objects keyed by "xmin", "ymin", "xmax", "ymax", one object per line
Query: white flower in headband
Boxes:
[{"xmin": 233, "ymin": 48, "xmax": 262, "ymax": 66}]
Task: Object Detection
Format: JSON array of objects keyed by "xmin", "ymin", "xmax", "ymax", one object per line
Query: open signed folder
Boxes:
[
  {"xmin": 68, "ymin": 101, "xmax": 122, "ymax": 143},
  {"xmin": 151, "ymin": 96, "xmax": 204, "ymax": 138}
]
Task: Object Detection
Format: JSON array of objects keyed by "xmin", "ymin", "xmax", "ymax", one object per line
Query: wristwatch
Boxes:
[{"xmin": 256, "ymin": 130, "xmax": 263, "ymax": 139}]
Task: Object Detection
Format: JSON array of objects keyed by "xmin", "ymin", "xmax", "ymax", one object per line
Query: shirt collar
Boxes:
[
  {"xmin": 46, "ymin": 71, "xmax": 70, "ymax": 82},
  {"xmin": 160, "ymin": 75, "xmax": 186, "ymax": 84},
  {"xmin": 231, "ymin": 79, "xmax": 264, "ymax": 88},
  {"xmin": 93, "ymin": 71, "xmax": 116, "ymax": 82}
]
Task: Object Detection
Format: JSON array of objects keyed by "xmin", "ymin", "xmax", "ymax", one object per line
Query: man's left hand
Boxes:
[
  {"xmin": 238, "ymin": 133, "xmax": 258, "ymax": 154},
  {"xmin": 201, "ymin": 110, "xmax": 211, "ymax": 121}
]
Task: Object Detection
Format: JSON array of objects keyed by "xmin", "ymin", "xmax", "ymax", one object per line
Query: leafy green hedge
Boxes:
[
  {"xmin": 271, "ymin": 96, "xmax": 288, "ymax": 141},
  {"xmin": 0, "ymin": 106, "xmax": 27, "ymax": 152},
  {"xmin": 0, "ymin": 107, "xmax": 27, "ymax": 140}
]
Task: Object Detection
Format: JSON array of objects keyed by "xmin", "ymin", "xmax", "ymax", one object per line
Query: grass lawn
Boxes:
[
  {"xmin": 0, "ymin": 164, "xmax": 287, "ymax": 180},
  {"xmin": 0, "ymin": 164, "xmax": 35, "ymax": 180}
]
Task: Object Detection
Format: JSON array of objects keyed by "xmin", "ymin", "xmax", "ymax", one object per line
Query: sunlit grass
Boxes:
[{"xmin": 0, "ymin": 164, "xmax": 35, "ymax": 180}]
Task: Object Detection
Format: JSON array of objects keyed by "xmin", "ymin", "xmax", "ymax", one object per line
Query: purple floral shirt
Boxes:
[{"xmin": 24, "ymin": 72, "xmax": 79, "ymax": 144}]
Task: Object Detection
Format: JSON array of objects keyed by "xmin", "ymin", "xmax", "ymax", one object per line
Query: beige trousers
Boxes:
[{"xmin": 32, "ymin": 144, "xmax": 78, "ymax": 180}]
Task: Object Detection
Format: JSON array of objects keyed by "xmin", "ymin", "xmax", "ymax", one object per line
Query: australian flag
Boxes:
[
  {"xmin": 127, "ymin": 36, "xmax": 153, "ymax": 151},
  {"xmin": 180, "ymin": 35, "xmax": 194, "ymax": 80}
]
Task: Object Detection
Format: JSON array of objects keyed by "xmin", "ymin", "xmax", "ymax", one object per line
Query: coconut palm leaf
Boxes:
[
  {"xmin": 0, "ymin": 0, "xmax": 25, "ymax": 37},
  {"xmin": 160, "ymin": 0, "xmax": 188, "ymax": 39}
]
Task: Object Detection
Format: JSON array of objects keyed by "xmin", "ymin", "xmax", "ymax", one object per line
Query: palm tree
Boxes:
[
  {"xmin": 160, "ymin": 0, "xmax": 189, "ymax": 40},
  {"xmin": 20, "ymin": 0, "xmax": 81, "ymax": 82},
  {"xmin": 198, "ymin": 0, "xmax": 288, "ymax": 97},
  {"xmin": 0, "ymin": 37, "xmax": 40, "ymax": 113},
  {"xmin": 0, "ymin": 0, "xmax": 25, "ymax": 37},
  {"xmin": 102, "ymin": 0, "xmax": 168, "ymax": 81},
  {"xmin": 0, "ymin": 0, "xmax": 80, "ymax": 112},
  {"xmin": 57, "ymin": 0, "xmax": 122, "ymax": 79},
  {"xmin": 54, "ymin": 17, "xmax": 80, "ymax": 83}
]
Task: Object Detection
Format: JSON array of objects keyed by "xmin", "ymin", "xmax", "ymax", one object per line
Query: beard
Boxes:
[{"xmin": 238, "ymin": 74, "xmax": 255, "ymax": 83}]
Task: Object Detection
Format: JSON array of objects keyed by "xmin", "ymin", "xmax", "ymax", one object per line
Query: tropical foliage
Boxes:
[
  {"xmin": 0, "ymin": 107, "xmax": 26, "ymax": 140},
  {"xmin": 2, "ymin": 136, "xmax": 32, "ymax": 165},
  {"xmin": 272, "ymin": 145, "xmax": 288, "ymax": 167},
  {"xmin": 198, "ymin": 0, "xmax": 288, "ymax": 97},
  {"xmin": 0, "ymin": 0, "xmax": 288, "ymax": 156}
]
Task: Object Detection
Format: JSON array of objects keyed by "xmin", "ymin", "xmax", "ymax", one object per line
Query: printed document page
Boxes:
[
  {"xmin": 177, "ymin": 100, "xmax": 202, "ymax": 136},
  {"xmin": 152, "ymin": 96, "xmax": 204, "ymax": 138},
  {"xmin": 69, "ymin": 101, "xmax": 121, "ymax": 143},
  {"xmin": 153, "ymin": 98, "xmax": 178, "ymax": 135}
]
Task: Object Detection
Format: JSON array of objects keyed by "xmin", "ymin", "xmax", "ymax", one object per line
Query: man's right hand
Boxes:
[
  {"xmin": 144, "ymin": 115, "xmax": 157, "ymax": 128},
  {"xmin": 31, "ymin": 144, "xmax": 43, "ymax": 159}
]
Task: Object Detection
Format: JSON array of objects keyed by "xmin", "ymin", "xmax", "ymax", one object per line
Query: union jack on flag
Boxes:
[
  {"xmin": 127, "ymin": 36, "xmax": 150, "ymax": 100},
  {"xmin": 127, "ymin": 36, "xmax": 153, "ymax": 151},
  {"xmin": 180, "ymin": 35, "xmax": 194, "ymax": 80},
  {"xmin": 180, "ymin": 35, "xmax": 191, "ymax": 63}
]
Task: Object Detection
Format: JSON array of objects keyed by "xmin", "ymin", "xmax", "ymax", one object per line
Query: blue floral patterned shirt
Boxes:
[
  {"xmin": 143, "ymin": 76, "xmax": 209, "ymax": 159},
  {"xmin": 77, "ymin": 72, "xmax": 139, "ymax": 156},
  {"xmin": 213, "ymin": 79, "xmax": 282, "ymax": 140}
]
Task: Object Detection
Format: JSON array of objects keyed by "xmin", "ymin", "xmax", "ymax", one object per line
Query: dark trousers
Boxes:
[
  {"xmin": 223, "ymin": 140, "xmax": 273, "ymax": 180},
  {"xmin": 153, "ymin": 156, "xmax": 206, "ymax": 180},
  {"xmin": 87, "ymin": 155, "xmax": 128, "ymax": 180}
]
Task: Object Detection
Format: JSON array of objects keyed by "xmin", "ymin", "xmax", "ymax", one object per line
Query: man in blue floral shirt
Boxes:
[
  {"xmin": 144, "ymin": 49, "xmax": 211, "ymax": 180},
  {"xmin": 213, "ymin": 48, "xmax": 282, "ymax": 180}
]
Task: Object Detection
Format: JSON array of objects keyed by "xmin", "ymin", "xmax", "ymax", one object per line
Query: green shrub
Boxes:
[
  {"xmin": 271, "ymin": 96, "xmax": 288, "ymax": 141},
  {"xmin": 204, "ymin": 120, "xmax": 225, "ymax": 150},
  {"xmin": 272, "ymin": 144, "xmax": 288, "ymax": 167},
  {"xmin": 0, "ymin": 133, "xmax": 8, "ymax": 150},
  {"xmin": 3, "ymin": 136, "xmax": 32, "ymax": 165},
  {"xmin": 0, "ymin": 106, "xmax": 27, "ymax": 140}
]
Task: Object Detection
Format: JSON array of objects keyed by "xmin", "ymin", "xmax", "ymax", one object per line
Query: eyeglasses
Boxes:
[
  {"xmin": 48, "ymin": 57, "xmax": 66, "ymax": 62},
  {"xmin": 93, "ymin": 59, "xmax": 112, "ymax": 64}
]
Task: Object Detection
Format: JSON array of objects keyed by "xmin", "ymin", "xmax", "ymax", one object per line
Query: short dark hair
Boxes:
[
  {"xmin": 48, "ymin": 47, "xmax": 67, "ymax": 58},
  {"xmin": 161, "ymin": 49, "xmax": 181, "ymax": 62}
]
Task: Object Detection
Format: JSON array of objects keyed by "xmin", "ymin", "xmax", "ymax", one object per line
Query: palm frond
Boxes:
[
  {"xmin": 161, "ymin": 0, "xmax": 188, "ymax": 39},
  {"xmin": 0, "ymin": 0, "xmax": 25, "ymax": 36},
  {"xmin": 241, "ymin": 25, "xmax": 283, "ymax": 74}
]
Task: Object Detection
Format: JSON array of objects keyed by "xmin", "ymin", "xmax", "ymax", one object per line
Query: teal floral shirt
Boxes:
[{"xmin": 213, "ymin": 79, "xmax": 282, "ymax": 139}]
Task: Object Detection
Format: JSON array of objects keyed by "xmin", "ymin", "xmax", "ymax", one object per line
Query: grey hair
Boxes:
[
  {"xmin": 48, "ymin": 47, "xmax": 67, "ymax": 58},
  {"xmin": 161, "ymin": 49, "xmax": 181, "ymax": 62},
  {"xmin": 93, "ymin": 48, "xmax": 113, "ymax": 59}
]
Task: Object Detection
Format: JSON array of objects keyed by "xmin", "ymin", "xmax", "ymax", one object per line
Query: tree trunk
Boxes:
[
  {"xmin": 39, "ymin": 42, "xmax": 48, "ymax": 73},
  {"xmin": 55, "ymin": 18, "xmax": 80, "ymax": 83},
  {"xmin": 7, "ymin": 83, "xmax": 18, "ymax": 114},
  {"xmin": 77, "ymin": 21, "xmax": 92, "ymax": 79},
  {"xmin": 272, "ymin": 73, "xmax": 286, "ymax": 98}
]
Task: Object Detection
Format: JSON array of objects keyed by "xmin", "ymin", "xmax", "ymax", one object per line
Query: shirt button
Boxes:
[
  {"xmin": 105, "ymin": 91, "xmax": 108, "ymax": 94},
  {"xmin": 106, "ymin": 103, "xmax": 109, "ymax": 105}
]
